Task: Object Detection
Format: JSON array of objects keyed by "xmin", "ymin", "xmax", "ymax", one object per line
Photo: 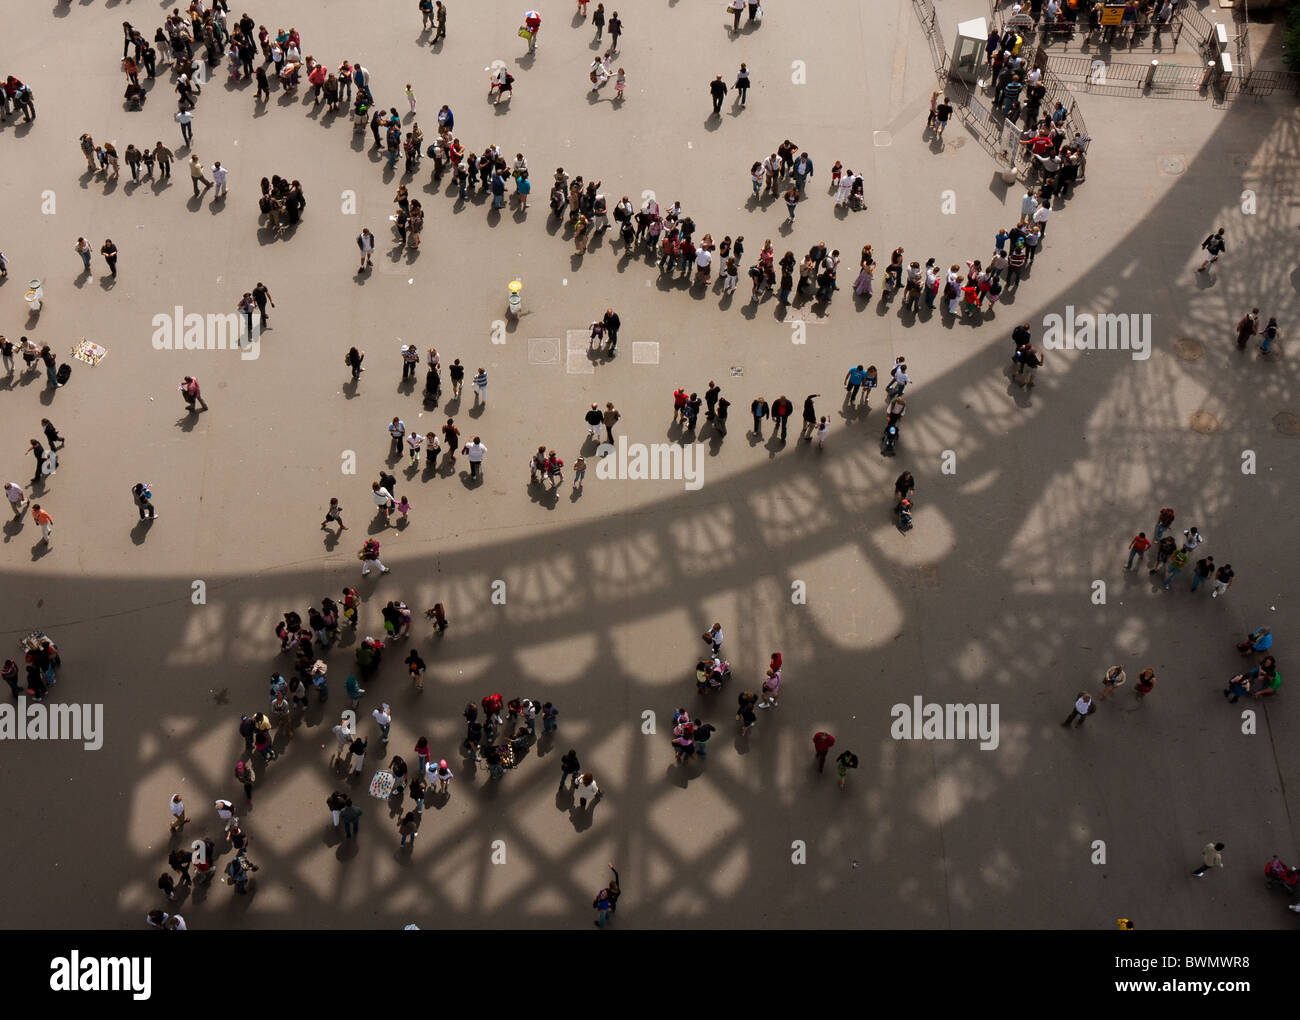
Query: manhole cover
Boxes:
[
  {"xmin": 1273, "ymin": 412, "xmax": 1300, "ymax": 436},
  {"xmin": 1190, "ymin": 411, "xmax": 1219, "ymax": 434},
  {"xmin": 1158, "ymin": 154, "xmax": 1186, "ymax": 175},
  {"xmin": 1174, "ymin": 338, "xmax": 1204, "ymax": 361},
  {"xmin": 873, "ymin": 130, "xmax": 893, "ymax": 147}
]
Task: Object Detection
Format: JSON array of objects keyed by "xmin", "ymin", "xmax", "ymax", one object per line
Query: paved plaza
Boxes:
[{"xmin": 0, "ymin": 0, "xmax": 1297, "ymax": 929}]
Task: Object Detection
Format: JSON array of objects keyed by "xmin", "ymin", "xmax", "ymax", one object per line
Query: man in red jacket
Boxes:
[{"xmin": 813, "ymin": 731, "xmax": 836, "ymax": 773}]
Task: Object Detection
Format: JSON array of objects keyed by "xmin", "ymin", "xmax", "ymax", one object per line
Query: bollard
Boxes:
[
  {"xmin": 507, "ymin": 279, "xmax": 522, "ymax": 316},
  {"xmin": 1145, "ymin": 60, "xmax": 1159, "ymax": 89},
  {"xmin": 25, "ymin": 279, "xmax": 43, "ymax": 312}
]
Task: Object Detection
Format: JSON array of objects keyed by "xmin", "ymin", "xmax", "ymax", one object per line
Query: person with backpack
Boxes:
[{"xmin": 593, "ymin": 863, "xmax": 621, "ymax": 927}]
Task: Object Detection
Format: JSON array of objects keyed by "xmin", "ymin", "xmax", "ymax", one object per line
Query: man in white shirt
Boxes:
[
  {"xmin": 372, "ymin": 481, "xmax": 394, "ymax": 523},
  {"xmin": 1026, "ymin": 67, "xmax": 1042, "ymax": 87},
  {"xmin": 4, "ymin": 481, "xmax": 28, "ymax": 518},
  {"xmin": 1032, "ymin": 202, "xmax": 1051, "ymax": 237},
  {"xmin": 211, "ymin": 160, "xmax": 228, "ymax": 198},
  {"xmin": 1020, "ymin": 190, "xmax": 1038, "ymax": 223},
  {"xmin": 372, "ymin": 703, "xmax": 391, "ymax": 741},
  {"xmin": 1181, "ymin": 527, "xmax": 1204, "ymax": 554},
  {"xmin": 462, "ymin": 437, "xmax": 487, "ymax": 478},
  {"xmin": 1061, "ymin": 693, "xmax": 1093, "ymax": 728},
  {"xmin": 169, "ymin": 794, "xmax": 189, "ymax": 833}
]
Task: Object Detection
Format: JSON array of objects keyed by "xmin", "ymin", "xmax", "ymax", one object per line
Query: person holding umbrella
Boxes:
[{"xmin": 522, "ymin": 10, "xmax": 541, "ymax": 53}]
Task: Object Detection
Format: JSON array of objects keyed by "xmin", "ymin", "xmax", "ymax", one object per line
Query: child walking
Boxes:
[
  {"xmin": 405, "ymin": 83, "xmax": 417, "ymax": 114},
  {"xmin": 615, "ymin": 68, "xmax": 626, "ymax": 100}
]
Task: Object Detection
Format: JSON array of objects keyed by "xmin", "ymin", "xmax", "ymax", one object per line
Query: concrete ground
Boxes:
[{"xmin": 0, "ymin": 0, "xmax": 1297, "ymax": 929}]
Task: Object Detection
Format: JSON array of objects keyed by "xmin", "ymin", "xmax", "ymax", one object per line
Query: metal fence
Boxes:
[{"xmin": 912, "ymin": 0, "xmax": 949, "ymax": 76}]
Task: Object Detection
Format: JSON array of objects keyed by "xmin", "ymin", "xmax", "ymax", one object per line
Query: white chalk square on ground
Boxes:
[
  {"xmin": 873, "ymin": 131, "xmax": 892, "ymax": 147},
  {"xmin": 527, "ymin": 339, "xmax": 560, "ymax": 365},
  {"xmin": 565, "ymin": 330, "xmax": 596, "ymax": 375},
  {"xmin": 631, "ymin": 342, "xmax": 659, "ymax": 364}
]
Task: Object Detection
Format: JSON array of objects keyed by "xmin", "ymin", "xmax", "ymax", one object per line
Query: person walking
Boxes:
[
  {"xmin": 737, "ymin": 689, "xmax": 758, "ymax": 735},
  {"xmin": 132, "ymin": 483, "xmax": 157, "ymax": 520},
  {"xmin": 1259, "ymin": 317, "xmax": 1279, "ymax": 356},
  {"xmin": 602, "ymin": 402, "xmax": 620, "ymax": 442},
  {"xmin": 1190, "ymin": 555, "xmax": 1214, "ymax": 593},
  {"xmin": 100, "ymin": 239, "xmax": 118, "ymax": 278},
  {"xmin": 799, "ymin": 394, "xmax": 819, "ymax": 441},
  {"xmin": 560, "ymin": 748, "xmax": 581, "ymax": 789},
  {"xmin": 340, "ymin": 798, "xmax": 363, "ymax": 838},
  {"xmin": 252, "ymin": 282, "xmax": 274, "ymax": 328},
  {"xmin": 733, "ymin": 63, "xmax": 751, "ymax": 106},
  {"xmin": 347, "ymin": 734, "xmax": 369, "ymax": 776},
  {"xmin": 1124, "ymin": 532, "xmax": 1151, "ymax": 570},
  {"xmin": 709, "ymin": 74, "xmax": 727, "ymax": 115},
  {"xmin": 75, "ymin": 237, "xmax": 93, "ymax": 274},
  {"xmin": 4, "ymin": 482, "xmax": 28, "ymax": 519},
  {"xmin": 326, "ymin": 790, "xmax": 349, "ymax": 827},
  {"xmin": 211, "ymin": 161, "xmax": 228, "ymax": 199},
  {"xmin": 357, "ymin": 228, "xmax": 375, "ymax": 271},
  {"xmin": 31, "ymin": 504, "xmax": 53, "ymax": 545},
  {"xmin": 1196, "ymin": 228, "xmax": 1225, "ymax": 273},
  {"xmin": 835, "ymin": 750, "xmax": 859, "ymax": 791},
  {"xmin": 430, "ymin": 759, "xmax": 453, "ymax": 794},
  {"xmin": 321, "ymin": 497, "xmax": 348, "ymax": 531},
  {"xmin": 523, "ymin": 9, "xmax": 541, "ymax": 52},
  {"xmin": 372, "ymin": 702, "xmax": 392, "ymax": 743},
  {"xmin": 359, "ymin": 537, "xmax": 389, "ymax": 576},
  {"xmin": 1236, "ymin": 308, "xmax": 1259, "ymax": 350},
  {"xmin": 771, "ymin": 395, "xmax": 792, "ymax": 441},
  {"xmin": 593, "ymin": 863, "xmax": 620, "ymax": 928},
  {"xmin": 1135, "ymin": 668, "xmax": 1156, "ymax": 698},
  {"xmin": 168, "ymin": 794, "xmax": 190, "ymax": 833},
  {"xmin": 813, "ymin": 731, "xmax": 836, "ymax": 772},
  {"xmin": 1211, "ymin": 563, "xmax": 1234, "ymax": 598},
  {"xmin": 1163, "ymin": 547, "xmax": 1189, "ymax": 590},
  {"xmin": 175, "ymin": 105, "xmax": 194, "ymax": 146},
  {"xmin": 434, "ymin": 2, "xmax": 447, "ymax": 42},
  {"xmin": 1192, "ymin": 842, "xmax": 1224, "ymax": 878},
  {"xmin": 153, "ymin": 141, "xmax": 173, "ymax": 179},
  {"xmin": 575, "ymin": 772, "xmax": 601, "ymax": 809},
  {"xmin": 1097, "ymin": 665, "xmax": 1126, "ymax": 700},
  {"xmin": 398, "ymin": 811, "xmax": 420, "ymax": 847},
  {"xmin": 472, "ymin": 366, "xmax": 488, "ymax": 405},
  {"xmin": 605, "ymin": 11, "xmax": 622, "ymax": 55},
  {"xmin": 750, "ymin": 396, "xmax": 769, "ymax": 437},
  {"xmin": 1061, "ymin": 692, "xmax": 1093, "ymax": 728},
  {"xmin": 462, "ymin": 437, "xmax": 487, "ymax": 478},
  {"xmin": 235, "ymin": 759, "xmax": 255, "ymax": 803},
  {"xmin": 180, "ymin": 375, "xmax": 206, "ymax": 411}
]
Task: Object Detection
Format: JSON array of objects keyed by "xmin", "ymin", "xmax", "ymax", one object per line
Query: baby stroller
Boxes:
[{"xmin": 423, "ymin": 368, "xmax": 441, "ymax": 404}]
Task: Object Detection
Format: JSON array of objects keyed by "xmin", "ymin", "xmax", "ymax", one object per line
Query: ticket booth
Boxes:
[{"xmin": 950, "ymin": 17, "xmax": 988, "ymax": 85}]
